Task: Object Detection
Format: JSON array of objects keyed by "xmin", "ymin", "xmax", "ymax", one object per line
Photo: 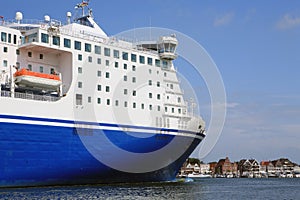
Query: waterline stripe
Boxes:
[
  {"xmin": 0, "ymin": 114, "xmax": 205, "ymax": 139},
  {"xmin": 0, "ymin": 120, "xmax": 203, "ymax": 140}
]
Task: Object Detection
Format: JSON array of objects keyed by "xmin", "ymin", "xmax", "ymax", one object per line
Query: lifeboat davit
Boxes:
[{"xmin": 14, "ymin": 68, "xmax": 62, "ymax": 90}]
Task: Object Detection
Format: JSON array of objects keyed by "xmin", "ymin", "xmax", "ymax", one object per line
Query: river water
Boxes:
[{"xmin": 0, "ymin": 178, "xmax": 299, "ymax": 199}]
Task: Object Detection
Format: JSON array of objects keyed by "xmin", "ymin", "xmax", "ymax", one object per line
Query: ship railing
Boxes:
[
  {"xmin": 2, "ymin": 19, "xmax": 62, "ymax": 28},
  {"xmin": 0, "ymin": 90, "xmax": 60, "ymax": 102}
]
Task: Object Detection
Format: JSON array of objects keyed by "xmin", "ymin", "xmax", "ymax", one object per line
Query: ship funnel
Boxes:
[{"xmin": 15, "ymin": 12, "xmax": 23, "ymax": 23}]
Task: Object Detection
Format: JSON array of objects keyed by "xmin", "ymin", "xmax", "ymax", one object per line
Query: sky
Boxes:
[{"xmin": 1, "ymin": 0, "xmax": 300, "ymax": 164}]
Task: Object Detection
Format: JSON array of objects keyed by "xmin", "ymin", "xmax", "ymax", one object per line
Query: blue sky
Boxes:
[{"xmin": 2, "ymin": 0, "xmax": 300, "ymax": 164}]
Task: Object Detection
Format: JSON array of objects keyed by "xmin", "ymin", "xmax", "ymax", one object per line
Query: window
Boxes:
[
  {"xmin": 27, "ymin": 64, "xmax": 32, "ymax": 71},
  {"xmin": 8, "ymin": 34, "xmax": 11, "ymax": 43},
  {"xmin": 105, "ymin": 86, "xmax": 110, "ymax": 92},
  {"xmin": 13, "ymin": 35, "xmax": 17, "ymax": 44},
  {"xmin": 155, "ymin": 59, "xmax": 160, "ymax": 67},
  {"xmin": 105, "ymin": 60, "xmax": 109, "ymax": 66},
  {"xmin": 97, "ymin": 58, "xmax": 101, "ymax": 64},
  {"xmin": 3, "ymin": 60, "xmax": 7, "ymax": 67},
  {"xmin": 139, "ymin": 55, "xmax": 145, "ymax": 64},
  {"xmin": 40, "ymin": 54, "xmax": 43, "ymax": 59},
  {"xmin": 149, "ymin": 105, "xmax": 153, "ymax": 110},
  {"xmin": 85, "ymin": 43, "xmax": 91, "ymax": 52},
  {"xmin": 78, "ymin": 81, "xmax": 82, "ymax": 88},
  {"xmin": 132, "ymin": 77, "xmax": 136, "ymax": 83},
  {"xmin": 75, "ymin": 41, "xmax": 81, "ymax": 50},
  {"xmin": 131, "ymin": 54, "xmax": 136, "ymax": 62},
  {"xmin": 95, "ymin": 45, "xmax": 101, "ymax": 54},
  {"xmin": 123, "ymin": 75, "xmax": 127, "ymax": 81},
  {"xmin": 97, "ymin": 71, "xmax": 101, "ymax": 77},
  {"xmin": 78, "ymin": 54, "xmax": 82, "ymax": 61},
  {"xmin": 104, "ymin": 48, "xmax": 110, "ymax": 56},
  {"xmin": 149, "ymin": 69, "xmax": 152, "ymax": 74},
  {"xmin": 3, "ymin": 47, "xmax": 7, "ymax": 53},
  {"xmin": 132, "ymin": 90, "xmax": 136, "ymax": 96},
  {"xmin": 172, "ymin": 108, "xmax": 175, "ymax": 113},
  {"xmin": 78, "ymin": 67, "xmax": 82, "ymax": 74},
  {"xmin": 158, "ymin": 106, "xmax": 161, "ymax": 111},
  {"xmin": 97, "ymin": 85, "xmax": 101, "ymax": 91},
  {"xmin": 115, "ymin": 100, "xmax": 119, "ymax": 106},
  {"xmin": 28, "ymin": 52, "xmax": 32, "ymax": 57},
  {"xmin": 39, "ymin": 66, "xmax": 44, "ymax": 73},
  {"xmin": 170, "ymin": 84, "xmax": 174, "ymax": 89},
  {"xmin": 148, "ymin": 57, "xmax": 153, "ymax": 65},
  {"xmin": 115, "ymin": 62, "xmax": 119, "ymax": 68},
  {"xmin": 113, "ymin": 50, "xmax": 119, "ymax": 58},
  {"xmin": 123, "ymin": 63, "xmax": 127, "ymax": 70},
  {"xmin": 178, "ymin": 108, "xmax": 181, "ymax": 114},
  {"xmin": 105, "ymin": 72, "xmax": 110, "ymax": 78},
  {"xmin": 107, "ymin": 99, "xmax": 110, "ymax": 105},
  {"xmin": 41, "ymin": 33, "xmax": 49, "ymax": 43},
  {"xmin": 178, "ymin": 97, "xmax": 181, "ymax": 103},
  {"xmin": 148, "ymin": 80, "xmax": 152, "ymax": 86},
  {"xmin": 88, "ymin": 96, "xmax": 91, "ymax": 103},
  {"xmin": 164, "ymin": 72, "xmax": 167, "ymax": 77},
  {"xmin": 157, "ymin": 81, "xmax": 160, "ymax": 87},
  {"xmin": 1, "ymin": 32, "xmax": 7, "ymax": 42},
  {"xmin": 162, "ymin": 60, "xmax": 168, "ymax": 68},
  {"xmin": 132, "ymin": 65, "xmax": 136, "ymax": 71},
  {"xmin": 16, "ymin": 49, "xmax": 20, "ymax": 55},
  {"xmin": 157, "ymin": 94, "xmax": 161, "ymax": 100},
  {"xmin": 88, "ymin": 56, "xmax": 92, "ymax": 63},
  {"xmin": 97, "ymin": 98, "xmax": 101, "ymax": 104},
  {"xmin": 64, "ymin": 38, "xmax": 71, "ymax": 48},
  {"xmin": 141, "ymin": 103, "xmax": 144, "ymax": 109},
  {"xmin": 124, "ymin": 89, "xmax": 128, "ymax": 95},
  {"xmin": 122, "ymin": 52, "xmax": 128, "ymax": 60},
  {"xmin": 124, "ymin": 101, "xmax": 128, "ymax": 107},
  {"xmin": 53, "ymin": 36, "xmax": 60, "ymax": 46},
  {"xmin": 76, "ymin": 94, "xmax": 83, "ymax": 105},
  {"xmin": 133, "ymin": 102, "xmax": 136, "ymax": 108},
  {"xmin": 149, "ymin": 93, "xmax": 152, "ymax": 98}
]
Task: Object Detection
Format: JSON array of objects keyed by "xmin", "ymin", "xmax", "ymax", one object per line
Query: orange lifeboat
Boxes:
[{"xmin": 14, "ymin": 68, "xmax": 62, "ymax": 90}]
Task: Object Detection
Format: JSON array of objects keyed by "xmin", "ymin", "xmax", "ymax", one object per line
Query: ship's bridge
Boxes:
[{"xmin": 158, "ymin": 35, "xmax": 178, "ymax": 60}]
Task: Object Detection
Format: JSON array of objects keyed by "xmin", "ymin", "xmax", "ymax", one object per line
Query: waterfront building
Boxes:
[
  {"xmin": 238, "ymin": 159, "xmax": 260, "ymax": 178},
  {"xmin": 200, "ymin": 163, "xmax": 210, "ymax": 174},
  {"xmin": 214, "ymin": 157, "xmax": 238, "ymax": 176}
]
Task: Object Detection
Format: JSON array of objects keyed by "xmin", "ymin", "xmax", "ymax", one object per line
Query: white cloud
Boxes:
[
  {"xmin": 214, "ymin": 12, "xmax": 234, "ymax": 27},
  {"xmin": 276, "ymin": 14, "xmax": 300, "ymax": 30}
]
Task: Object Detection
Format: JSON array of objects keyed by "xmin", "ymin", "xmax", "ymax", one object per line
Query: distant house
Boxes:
[
  {"xmin": 238, "ymin": 159, "xmax": 260, "ymax": 177},
  {"xmin": 200, "ymin": 163, "xmax": 210, "ymax": 174},
  {"xmin": 260, "ymin": 161, "xmax": 275, "ymax": 174},
  {"xmin": 214, "ymin": 157, "xmax": 237, "ymax": 176},
  {"xmin": 271, "ymin": 158, "xmax": 296, "ymax": 176},
  {"xmin": 209, "ymin": 162, "xmax": 217, "ymax": 175}
]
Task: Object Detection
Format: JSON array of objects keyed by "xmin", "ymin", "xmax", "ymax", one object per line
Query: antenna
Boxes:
[{"xmin": 75, "ymin": 0, "xmax": 90, "ymax": 16}]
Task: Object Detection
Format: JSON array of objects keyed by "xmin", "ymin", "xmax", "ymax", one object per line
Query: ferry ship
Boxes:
[{"xmin": 0, "ymin": 1, "xmax": 205, "ymax": 187}]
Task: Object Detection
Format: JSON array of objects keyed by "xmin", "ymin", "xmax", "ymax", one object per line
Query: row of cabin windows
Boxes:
[
  {"xmin": 27, "ymin": 51, "xmax": 44, "ymax": 59},
  {"xmin": 1, "ymin": 32, "xmax": 18, "ymax": 44},
  {"xmin": 92, "ymin": 97, "xmax": 162, "ymax": 111},
  {"xmin": 76, "ymin": 94, "xmax": 183, "ymax": 114},
  {"xmin": 40, "ymin": 33, "xmax": 170, "ymax": 68}
]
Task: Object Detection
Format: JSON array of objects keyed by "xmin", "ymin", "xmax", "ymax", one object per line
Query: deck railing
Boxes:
[{"xmin": 0, "ymin": 90, "xmax": 60, "ymax": 102}]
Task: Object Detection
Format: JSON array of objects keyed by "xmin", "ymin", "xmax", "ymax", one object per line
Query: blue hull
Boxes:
[{"xmin": 0, "ymin": 116, "xmax": 202, "ymax": 187}]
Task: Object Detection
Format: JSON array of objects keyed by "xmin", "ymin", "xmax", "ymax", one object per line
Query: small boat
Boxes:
[
  {"xmin": 187, "ymin": 173, "xmax": 212, "ymax": 178},
  {"xmin": 14, "ymin": 68, "xmax": 61, "ymax": 90}
]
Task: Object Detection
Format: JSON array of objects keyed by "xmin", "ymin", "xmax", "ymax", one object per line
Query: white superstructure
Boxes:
[{"xmin": 0, "ymin": 4, "xmax": 205, "ymax": 135}]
